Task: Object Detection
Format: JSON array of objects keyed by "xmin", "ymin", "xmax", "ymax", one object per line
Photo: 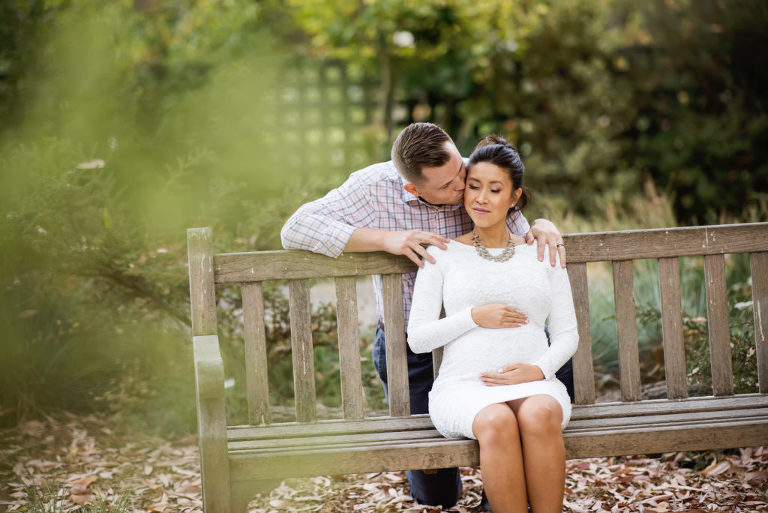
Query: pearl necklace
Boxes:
[{"xmin": 472, "ymin": 229, "xmax": 516, "ymax": 262}]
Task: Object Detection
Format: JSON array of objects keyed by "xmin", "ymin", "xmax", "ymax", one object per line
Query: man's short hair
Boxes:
[{"xmin": 391, "ymin": 122, "xmax": 453, "ymax": 183}]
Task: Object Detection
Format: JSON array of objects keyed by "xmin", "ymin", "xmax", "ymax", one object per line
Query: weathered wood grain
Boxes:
[
  {"xmin": 242, "ymin": 282, "xmax": 270, "ymax": 425},
  {"xmin": 335, "ymin": 277, "xmax": 365, "ymax": 419},
  {"xmin": 229, "ymin": 428, "xmax": 445, "ymax": 451},
  {"xmin": 567, "ymin": 263, "xmax": 596, "ymax": 405},
  {"xmin": 751, "ymin": 252, "xmax": 768, "ymax": 393},
  {"xmin": 288, "ymin": 280, "xmax": 317, "ymax": 423},
  {"xmin": 214, "ymin": 224, "xmax": 768, "ymax": 283},
  {"xmin": 613, "ymin": 260, "xmax": 642, "ymax": 402},
  {"xmin": 382, "ymin": 274, "xmax": 410, "ymax": 417},
  {"xmin": 214, "ymin": 250, "xmax": 417, "ymax": 283},
  {"xmin": 188, "ymin": 228, "xmax": 218, "ymax": 336},
  {"xmin": 704, "ymin": 254, "xmax": 734, "ymax": 396},
  {"xmin": 562, "ymin": 223, "xmax": 768, "ymax": 263},
  {"xmin": 230, "ymin": 438, "xmax": 479, "ymax": 482},
  {"xmin": 193, "ymin": 335, "xmax": 231, "ymax": 513},
  {"xmin": 658, "ymin": 257, "xmax": 687, "ymax": 399}
]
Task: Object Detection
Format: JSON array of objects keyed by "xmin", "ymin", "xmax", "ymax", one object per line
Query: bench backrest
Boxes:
[{"xmin": 188, "ymin": 223, "xmax": 768, "ymax": 426}]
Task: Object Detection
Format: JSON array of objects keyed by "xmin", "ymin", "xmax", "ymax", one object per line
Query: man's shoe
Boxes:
[{"xmin": 480, "ymin": 490, "xmax": 492, "ymax": 512}]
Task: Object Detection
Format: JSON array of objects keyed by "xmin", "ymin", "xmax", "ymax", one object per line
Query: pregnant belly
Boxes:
[{"xmin": 437, "ymin": 327, "xmax": 549, "ymax": 379}]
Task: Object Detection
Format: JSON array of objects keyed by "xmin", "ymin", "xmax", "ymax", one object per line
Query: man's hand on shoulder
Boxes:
[{"xmin": 525, "ymin": 218, "xmax": 567, "ymax": 268}]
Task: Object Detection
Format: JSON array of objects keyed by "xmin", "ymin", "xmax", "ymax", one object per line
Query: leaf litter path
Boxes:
[{"xmin": 1, "ymin": 413, "xmax": 766, "ymax": 512}]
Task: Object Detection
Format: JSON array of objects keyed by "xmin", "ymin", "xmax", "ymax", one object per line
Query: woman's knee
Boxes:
[
  {"xmin": 515, "ymin": 395, "xmax": 562, "ymax": 435},
  {"xmin": 472, "ymin": 403, "xmax": 518, "ymax": 444}
]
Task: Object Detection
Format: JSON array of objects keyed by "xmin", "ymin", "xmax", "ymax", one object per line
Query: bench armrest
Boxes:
[{"xmin": 194, "ymin": 335, "xmax": 226, "ymax": 401}]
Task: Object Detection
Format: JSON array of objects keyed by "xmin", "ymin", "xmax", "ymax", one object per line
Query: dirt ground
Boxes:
[{"xmin": 1, "ymin": 413, "xmax": 766, "ymax": 512}]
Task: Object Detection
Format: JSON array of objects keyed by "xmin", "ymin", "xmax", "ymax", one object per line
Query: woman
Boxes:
[{"xmin": 407, "ymin": 135, "xmax": 578, "ymax": 513}]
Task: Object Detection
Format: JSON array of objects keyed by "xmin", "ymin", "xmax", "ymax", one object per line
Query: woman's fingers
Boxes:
[
  {"xmin": 502, "ymin": 308, "xmax": 528, "ymax": 325},
  {"xmin": 481, "ymin": 363, "xmax": 541, "ymax": 386}
]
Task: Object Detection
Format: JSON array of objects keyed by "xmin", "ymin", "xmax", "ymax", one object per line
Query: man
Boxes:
[{"xmin": 281, "ymin": 122, "xmax": 572, "ymax": 508}]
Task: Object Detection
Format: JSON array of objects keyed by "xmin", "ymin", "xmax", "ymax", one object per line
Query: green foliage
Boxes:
[
  {"xmin": 620, "ymin": 0, "xmax": 768, "ymax": 223},
  {"xmin": 282, "ymin": 0, "xmax": 768, "ymax": 222}
]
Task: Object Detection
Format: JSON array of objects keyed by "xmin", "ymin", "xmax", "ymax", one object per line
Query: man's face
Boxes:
[{"xmin": 410, "ymin": 142, "xmax": 466, "ymax": 205}]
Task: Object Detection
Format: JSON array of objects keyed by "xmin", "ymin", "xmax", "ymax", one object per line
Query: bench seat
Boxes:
[{"xmin": 225, "ymin": 395, "xmax": 768, "ymax": 483}]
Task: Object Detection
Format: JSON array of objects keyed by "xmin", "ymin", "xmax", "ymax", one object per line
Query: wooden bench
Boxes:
[{"xmin": 188, "ymin": 223, "xmax": 768, "ymax": 513}]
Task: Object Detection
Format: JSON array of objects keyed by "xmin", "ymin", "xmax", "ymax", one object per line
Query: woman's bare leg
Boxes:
[
  {"xmin": 508, "ymin": 395, "xmax": 565, "ymax": 513},
  {"xmin": 472, "ymin": 403, "xmax": 528, "ymax": 513}
]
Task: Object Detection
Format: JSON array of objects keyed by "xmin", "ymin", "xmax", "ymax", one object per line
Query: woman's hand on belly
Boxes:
[
  {"xmin": 471, "ymin": 304, "xmax": 529, "ymax": 328},
  {"xmin": 480, "ymin": 363, "xmax": 544, "ymax": 386}
]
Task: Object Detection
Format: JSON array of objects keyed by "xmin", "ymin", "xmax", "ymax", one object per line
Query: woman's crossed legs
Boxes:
[{"xmin": 471, "ymin": 395, "xmax": 565, "ymax": 513}]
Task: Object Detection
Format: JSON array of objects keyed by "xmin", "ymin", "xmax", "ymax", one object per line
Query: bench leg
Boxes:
[
  {"xmin": 230, "ymin": 490, "xmax": 250, "ymax": 513},
  {"xmin": 197, "ymin": 397, "xmax": 231, "ymax": 513},
  {"xmin": 194, "ymin": 335, "xmax": 232, "ymax": 513}
]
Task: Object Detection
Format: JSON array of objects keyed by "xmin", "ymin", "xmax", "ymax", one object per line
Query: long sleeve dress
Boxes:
[{"xmin": 407, "ymin": 240, "xmax": 579, "ymax": 440}]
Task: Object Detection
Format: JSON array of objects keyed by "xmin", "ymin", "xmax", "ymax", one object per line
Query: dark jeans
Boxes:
[{"xmin": 372, "ymin": 324, "xmax": 575, "ymax": 508}]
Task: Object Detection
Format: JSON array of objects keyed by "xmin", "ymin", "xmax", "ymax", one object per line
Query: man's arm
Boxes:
[{"xmin": 280, "ymin": 167, "xmax": 447, "ymax": 266}]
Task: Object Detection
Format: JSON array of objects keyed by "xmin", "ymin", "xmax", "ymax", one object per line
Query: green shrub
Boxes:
[{"xmin": 586, "ymin": 251, "xmax": 758, "ymax": 396}]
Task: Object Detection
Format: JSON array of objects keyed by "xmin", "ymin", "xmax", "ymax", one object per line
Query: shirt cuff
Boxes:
[
  {"xmin": 314, "ymin": 222, "xmax": 357, "ymax": 258},
  {"xmin": 533, "ymin": 356, "xmax": 557, "ymax": 380}
]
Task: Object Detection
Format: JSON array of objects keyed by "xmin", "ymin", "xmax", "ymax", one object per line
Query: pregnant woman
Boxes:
[{"xmin": 407, "ymin": 135, "xmax": 578, "ymax": 513}]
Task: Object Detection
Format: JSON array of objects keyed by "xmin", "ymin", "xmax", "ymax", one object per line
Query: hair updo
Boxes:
[{"xmin": 467, "ymin": 135, "xmax": 531, "ymax": 211}]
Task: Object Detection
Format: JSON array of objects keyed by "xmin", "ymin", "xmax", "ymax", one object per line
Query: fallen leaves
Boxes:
[{"xmin": 0, "ymin": 413, "xmax": 766, "ymax": 512}]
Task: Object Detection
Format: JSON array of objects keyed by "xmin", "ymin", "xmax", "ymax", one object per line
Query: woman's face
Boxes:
[{"xmin": 464, "ymin": 161, "xmax": 522, "ymax": 229}]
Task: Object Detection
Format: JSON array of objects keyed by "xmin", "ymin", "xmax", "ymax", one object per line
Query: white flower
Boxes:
[{"xmin": 393, "ymin": 31, "xmax": 415, "ymax": 48}]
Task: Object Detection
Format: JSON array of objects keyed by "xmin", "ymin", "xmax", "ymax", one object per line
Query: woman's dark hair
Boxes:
[{"xmin": 467, "ymin": 134, "xmax": 531, "ymax": 211}]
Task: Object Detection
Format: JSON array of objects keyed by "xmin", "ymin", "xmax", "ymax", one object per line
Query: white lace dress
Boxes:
[{"xmin": 407, "ymin": 241, "xmax": 579, "ymax": 439}]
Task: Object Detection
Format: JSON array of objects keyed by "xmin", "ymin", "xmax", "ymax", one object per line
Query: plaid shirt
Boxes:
[{"xmin": 280, "ymin": 160, "xmax": 531, "ymax": 328}]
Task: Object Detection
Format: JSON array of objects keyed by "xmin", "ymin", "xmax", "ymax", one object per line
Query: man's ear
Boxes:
[{"xmin": 403, "ymin": 183, "xmax": 421, "ymax": 197}]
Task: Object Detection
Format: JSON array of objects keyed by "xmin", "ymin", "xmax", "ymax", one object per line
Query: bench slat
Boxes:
[
  {"xmin": 229, "ymin": 428, "xmax": 445, "ymax": 451},
  {"xmin": 751, "ymin": 251, "xmax": 768, "ymax": 393},
  {"xmin": 242, "ymin": 282, "xmax": 271, "ymax": 425},
  {"xmin": 214, "ymin": 251, "xmax": 415, "ymax": 283},
  {"xmin": 288, "ymin": 279, "xmax": 317, "ymax": 422},
  {"xmin": 382, "ymin": 274, "xmax": 410, "ymax": 416},
  {"xmin": 230, "ymin": 439, "xmax": 479, "ymax": 482},
  {"xmin": 658, "ymin": 257, "xmax": 687, "ymax": 399},
  {"xmin": 613, "ymin": 260, "xmax": 642, "ymax": 401},
  {"xmin": 567, "ymin": 262, "xmax": 596, "ymax": 405},
  {"xmin": 228, "ymin": 414, "xmax": 435, "ymax": 441},
  {"xmin": 563, "ymin": 223, "xmax": 768, "ymax": 263},
  {"xmin": 335, "ymin": 277, "xmax": 365, "ymax": 420},
  {"xmin": 704, "ymin": 254, "xmax": 734, "ymax": 396}
]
